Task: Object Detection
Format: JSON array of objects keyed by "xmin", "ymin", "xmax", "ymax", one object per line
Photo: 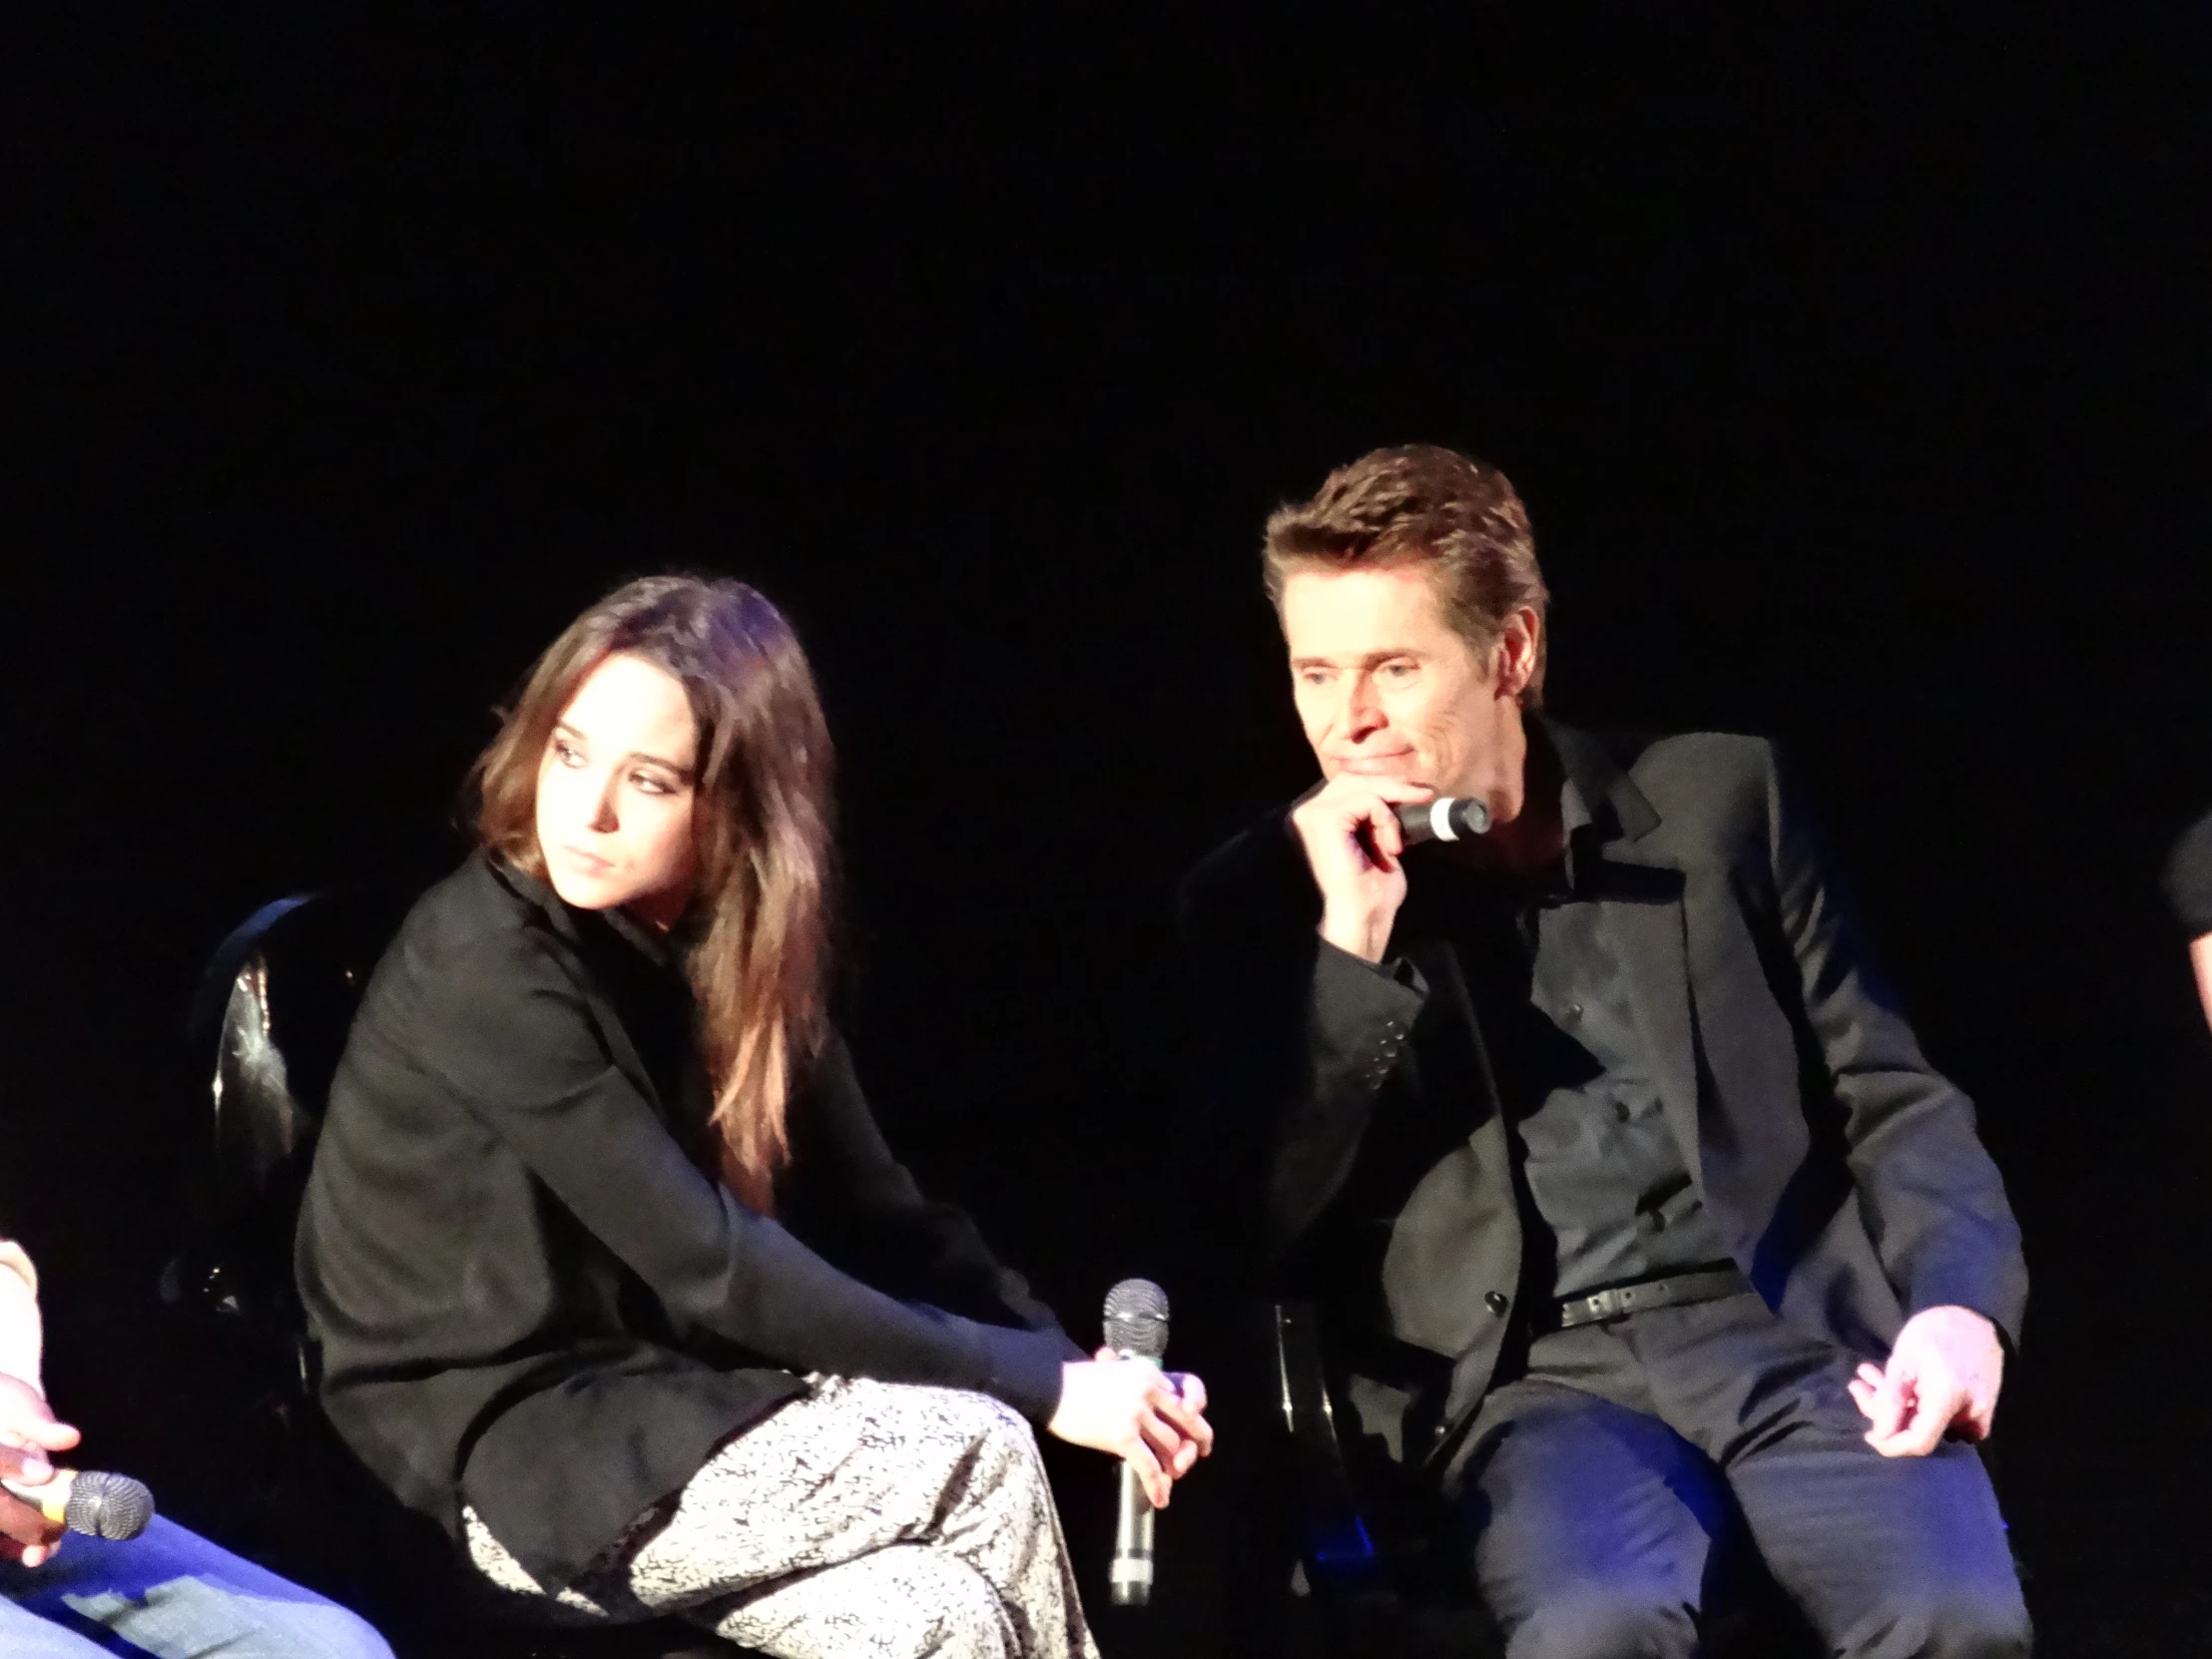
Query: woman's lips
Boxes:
[{"xmin": 560, "ymin": 845, "xmax": 616, "ymax": 874}]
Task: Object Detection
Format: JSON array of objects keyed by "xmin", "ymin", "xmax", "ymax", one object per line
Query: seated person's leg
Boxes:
[
  {"xmin": 706, "ymin": 1540, "xmax": 1012, "ymax": 1659},
  {"xmin": 0, "ymin": 1589, "xmax": 113, "ymax": 1659},
  {"xmin": 3, "ymin": 1515, "xmax": 396, "ymax": 1659},
  {"xmin": 467, "ymin": 1376, "xmax": 1094, "ymax": 1659},
  {"xmin": 1726, "ymin": 1409, "xmax": 2027, "ymax": 1657},
  {"xmin": 1649, "ymin": 1296, "xmax": 2029, "ymax": 1659},
  {"xmin": 1451, "ymin": 1377, "xmax": 1726, "ymax": 1659}
]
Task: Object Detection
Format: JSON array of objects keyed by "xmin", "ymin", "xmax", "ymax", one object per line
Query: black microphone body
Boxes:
[
  {"xmin": 1102, "ymin": 1278, "xmax": 1170, "ymax": 1608},
  {"xmin": 1392, "ymin": 797, "xmax": 1491, "ymax": 846}
]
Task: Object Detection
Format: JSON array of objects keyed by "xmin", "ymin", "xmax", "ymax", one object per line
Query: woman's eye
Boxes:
[
  {"xmin": 1382, "ymin": 661, "xmax": 1416, "ymax": 681},
  {"xmin": 552, "ymin": 740, "xmax": 585, "ymax": 766},
  {"xmin": 631, "ymin": 772, "xmax": 672, "ymax": 797}
]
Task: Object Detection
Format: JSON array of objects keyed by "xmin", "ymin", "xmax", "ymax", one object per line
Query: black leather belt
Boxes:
[{"xmin": 1554, "ymin": 1266, "xmax": 1751, "ymax": 1330}]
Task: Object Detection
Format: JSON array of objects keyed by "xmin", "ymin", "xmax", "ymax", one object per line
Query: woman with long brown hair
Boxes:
[{"xmin": 295, "ymin": 575, "xmax": 1208, "ymax": 1659}]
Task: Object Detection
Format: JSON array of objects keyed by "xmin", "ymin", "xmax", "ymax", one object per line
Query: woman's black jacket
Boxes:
[{"xmin": 294, "ymin": 853, "xmax": 1079, "ymax": 1593}]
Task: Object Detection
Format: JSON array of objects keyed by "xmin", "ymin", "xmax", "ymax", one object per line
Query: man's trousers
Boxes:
[{"xmin": 1446, "ymin": 1293, "xmax": 2030, "ymax": 1659}]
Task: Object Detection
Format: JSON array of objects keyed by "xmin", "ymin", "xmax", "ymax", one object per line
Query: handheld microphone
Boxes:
[
  {"xmin": 3, "ymin": 1468, "xmax": 157, "ymax": 1541},
  {"xmin": 1393, "ymin": 797, "xmax": 1491, "ymax": 846},
  {"xmin": 1102, "ymin": 1278, "xmax": 1169, "ymax": 1607}
]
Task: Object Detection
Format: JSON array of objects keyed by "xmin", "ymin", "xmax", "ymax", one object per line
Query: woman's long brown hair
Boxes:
[{"xmin": 470, "ymin": 575, "xmax": 834, "ymax": 1213}]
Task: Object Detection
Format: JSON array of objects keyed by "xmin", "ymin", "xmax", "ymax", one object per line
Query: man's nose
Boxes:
[{"xmin": 1341, "ymin": 673, "xmax": 1385, "ymax": 741}]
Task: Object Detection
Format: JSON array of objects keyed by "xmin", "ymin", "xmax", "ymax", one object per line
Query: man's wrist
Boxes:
[
  {"xmin": 1908, "ymin": 1304, "xmax": 1996, "ymax": 1337},
  {"xmin": 1319, "ymin": 908, "xmax": 1389, "ymax": 962}
]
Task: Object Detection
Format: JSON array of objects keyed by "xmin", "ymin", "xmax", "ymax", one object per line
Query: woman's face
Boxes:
[{"xmin": 535, "ymin": 652, "xmax": 701, "ymax": 929}]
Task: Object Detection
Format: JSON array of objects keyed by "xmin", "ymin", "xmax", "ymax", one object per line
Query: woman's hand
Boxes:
[{"xmin": 1046, "ymin": 1353, "xmax": 1213, "ymax": 1508}]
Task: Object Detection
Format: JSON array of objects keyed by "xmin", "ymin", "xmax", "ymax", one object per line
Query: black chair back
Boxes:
[{"xmin": 169, "ymin": 890, "xmax": 402, "ymax": 1375}]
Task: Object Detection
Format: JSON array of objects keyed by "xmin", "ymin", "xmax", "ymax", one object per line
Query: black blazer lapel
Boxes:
[{"xmin": 1379, "ymin": 935, "xmax": 1522, "ymax": 1361}]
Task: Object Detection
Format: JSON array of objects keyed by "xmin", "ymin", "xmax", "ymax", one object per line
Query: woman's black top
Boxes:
[
  {"xmin": 295, "ymin": 853, "xmax": 1080, "ymax": 1592},
  {"xmin": 2167, "ymin": 808, "xmax": 2212, "ymax": 936}
]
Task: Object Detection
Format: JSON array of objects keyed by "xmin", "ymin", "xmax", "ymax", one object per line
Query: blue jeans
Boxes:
[{"xmin": 0, "ymin": 1514, "xmax": 394, "ymax": 1658}]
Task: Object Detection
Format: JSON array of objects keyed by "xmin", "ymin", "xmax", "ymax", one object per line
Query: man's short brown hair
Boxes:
[{"xmin": 1263, "ymin": 443, "xmax": 1550, "ymax": 706}]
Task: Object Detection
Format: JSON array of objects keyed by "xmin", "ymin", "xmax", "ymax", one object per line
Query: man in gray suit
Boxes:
[{"xmin": 1182, "ymin": 445, "xmax": 2029, "ymax": 1656}]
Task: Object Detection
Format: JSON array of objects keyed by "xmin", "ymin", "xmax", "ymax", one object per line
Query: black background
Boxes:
[{"xmin": 5, "ymin": 9, "xmax": 2209, "ymax": 1653}]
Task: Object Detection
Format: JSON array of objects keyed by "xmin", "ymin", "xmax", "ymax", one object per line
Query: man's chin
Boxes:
[{"xmin": 1334, "ymin": 764, "xmax": 1426, "ymax": 786}]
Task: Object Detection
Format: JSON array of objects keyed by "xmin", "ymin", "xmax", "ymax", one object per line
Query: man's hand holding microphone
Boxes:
[{"xmin": 1291, "ymin": 774, "xmax": 1441, "ymax": 963}]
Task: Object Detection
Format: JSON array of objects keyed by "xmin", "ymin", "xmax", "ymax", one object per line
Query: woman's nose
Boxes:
[{"xmin": 588, "ymin": 780, "xmax": 620, "ymax": 832}]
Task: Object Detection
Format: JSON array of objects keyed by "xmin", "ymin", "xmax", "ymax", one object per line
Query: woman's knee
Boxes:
[
  {"xmin": 927, "ymin": 1388, "xmax": 1040, "ymax": 1474},
  {"xmin": 724, "ymin": 1545, "xmax": 1011, "ymax": 1659}
]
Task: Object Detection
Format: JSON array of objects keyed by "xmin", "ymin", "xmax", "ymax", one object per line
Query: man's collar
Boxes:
[{"xmin": 1539, "ymin": 715, "xmax": 1660, "ymax": 844}]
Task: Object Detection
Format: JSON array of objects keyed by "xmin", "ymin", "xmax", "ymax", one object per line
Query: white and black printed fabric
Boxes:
[{"xmin": 465, "ymin": 1376, "xmax": 1099, "ymax": 1659}]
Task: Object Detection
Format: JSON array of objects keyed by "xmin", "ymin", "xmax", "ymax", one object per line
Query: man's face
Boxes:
[{"xmin": 1282, "ymin": 563, "xmax": 1513, "ymax": 797}]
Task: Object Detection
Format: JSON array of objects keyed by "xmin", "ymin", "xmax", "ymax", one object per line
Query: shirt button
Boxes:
[
  {"xmin": 1484, "ymin": 1291, "xmax": 1510, "ymax": 1317},
  {"xmin": 1649, "ymin": 1212, "xmax": 1670, "ymax": 1232},
  {"xmin": 1563, "ymin": 1001, "xmax": 1583, "ymax": 1022},
  {"xmin": 1613, "ymin": 1100, "xmax": 1633, "ymax": 1124}
]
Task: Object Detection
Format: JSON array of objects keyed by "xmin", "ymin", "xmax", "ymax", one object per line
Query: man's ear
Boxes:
[{"xmin": 1493, "ymin": 607, "xmax": 1541, "ymax": 701}]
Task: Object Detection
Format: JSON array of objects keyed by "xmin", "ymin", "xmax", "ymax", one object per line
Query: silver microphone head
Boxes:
[
  {"xmin": 1102, "ymin": 1278, "xmax": 1170, "ymax": 1361},
  {"xmin": 65, "ymin": 1471, "xmax": 156, "ymax": 1541}
]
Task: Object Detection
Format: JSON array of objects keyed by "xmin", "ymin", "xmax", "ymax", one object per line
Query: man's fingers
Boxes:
[
  {"xmin": 1868, "ymin": 1374, "xmax": 1967, "ymax": 1458},
  {"xmin": 1858, "ymin": 1372, "xmax": 1909, "ymax": 1441},
  {"xmin": 1870, "ymin": 1409, "xmax": 1950, "ymax": 1459},
  {"xmin": 1373, "ymin": 804, "xmax": 1404, "ymax": 864}
]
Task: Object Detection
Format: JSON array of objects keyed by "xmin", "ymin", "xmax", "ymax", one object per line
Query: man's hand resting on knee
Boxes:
[
  {"xmin": 1848, "ymin": 1305, "xmax": 2003, "ymax": 1458},
  {"xmin": 1048, "ymin": 1355, "xmax": 1213, "ymax": 1507}
]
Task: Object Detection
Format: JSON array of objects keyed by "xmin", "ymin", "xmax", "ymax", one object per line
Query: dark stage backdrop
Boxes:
[{"xmin": 5, "ymin": 10, "xmax": 2209, "ymax": 1653}]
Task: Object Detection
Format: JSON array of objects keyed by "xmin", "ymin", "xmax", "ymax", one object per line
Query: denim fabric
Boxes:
[{"xmin": 0, "ymin": 1514, "xmax": 394, "ymax": 1659}]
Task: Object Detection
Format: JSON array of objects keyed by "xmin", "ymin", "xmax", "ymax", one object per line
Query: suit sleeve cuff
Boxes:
[
  {"xmin": 1312, "ymin": 939, "xmax": 1427, "ymax": 1082},
  {"xmin": 974, "ymin": 1325, "xmax": 1075, "ymax": 1423},
  {"xmin": 1904, "ymin": 1269, "xmax": 2024, "ymax": 1356}
]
